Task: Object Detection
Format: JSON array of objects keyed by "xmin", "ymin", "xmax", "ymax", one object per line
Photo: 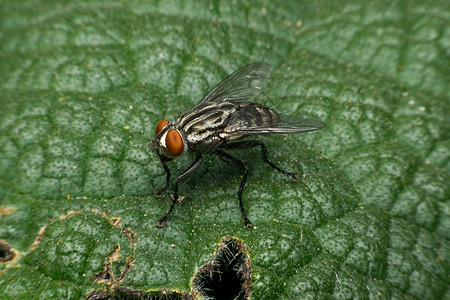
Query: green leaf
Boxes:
[{"xmin": 0, "ymin": 0, "xmax": 448, "ymax": 299}]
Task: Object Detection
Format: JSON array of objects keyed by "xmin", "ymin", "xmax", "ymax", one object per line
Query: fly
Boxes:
[{"xmin": 150, "ymin": 62, "xmax": 326, "ymax": 228}]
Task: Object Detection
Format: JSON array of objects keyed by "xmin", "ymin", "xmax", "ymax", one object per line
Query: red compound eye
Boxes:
[
  {"xmin": 155, "ymin": 119, "xmax": 169, "ymax": 135},
  {"xmin": 166, "ymin": 129, "xmax": 184, "ymax": 156}
]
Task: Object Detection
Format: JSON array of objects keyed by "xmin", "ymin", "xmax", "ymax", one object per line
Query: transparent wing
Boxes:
[
  {"xmin": 222, "ymin": 104, "xmax": 326, "ymax": 139},
  {"xmin": 199, "ymin": 62, "xmax": 272, "ymax": 104},
  {"xmin": 269, "ymin": 114, "xmax": 327, "ymax": 134}
]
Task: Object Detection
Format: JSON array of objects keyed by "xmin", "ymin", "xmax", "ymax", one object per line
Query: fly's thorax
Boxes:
[
  {"xmin": 176, "ymin": 101, "xmax": 239, "ymax": 148},
  {"xmin": 153, "ymin": 119, "xmax": 187, "ymax": 160}
]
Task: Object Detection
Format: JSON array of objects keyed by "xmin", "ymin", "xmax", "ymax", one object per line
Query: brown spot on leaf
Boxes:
[
  {"xmin": 0, "ymin": 240, "xmax": 18, "ymax": 264},
  {"xmin": 103, "ymin": 213, "xmax": 137, "ymax": 245},
  {"xmin": 109, "ymin": 217, "xmax": 121, "ymax": 227},
  {"xmin": 91, "ymin": 244, "xmax": 135, "ymax": 288},
  {"xmin": 108, "ymin": 244, "xmax": 121, "ymax": 261},
  {"xmin": 30, "ymin": 209, "xmax": 137, "ymax": 250},
  {"xmin": 86, "ymin": 288, "xmax": 192, "ymax": 300},
  {"xmin": 92, "ymin": 245, "xmax": 121, "ymax": 284},
  {"xmin": 0, "ymin": 206, "xmax": 16, "ymax": 215},
  {"xmin": 30, "ymin": 224, "xmax": 49, "ymax": 250}
]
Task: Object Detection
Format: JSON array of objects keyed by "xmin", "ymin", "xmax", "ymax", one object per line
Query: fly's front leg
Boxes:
[
  {"xmin": 156, "ymin": 153, "xmax": 203, "ymax": 228},
  {"xmin": 215, "ymin": 149, "xmax": 253, "ymax": 228},
  {"xmin": 155, "ymin": 161, "xmax": 170, "ymax": 196},
  {"xmin": 222, "ymin": 140, "xmax": 298, "ymax": 180}
]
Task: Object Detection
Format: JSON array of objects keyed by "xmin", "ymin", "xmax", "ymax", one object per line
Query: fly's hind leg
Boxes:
[
  {"xmin": 221, "ymin": 140, "xmax": 298, "ymax": 180},
  {"xmin": 215, "ymin": 149, "xmax": 253, "ymax": 228}
]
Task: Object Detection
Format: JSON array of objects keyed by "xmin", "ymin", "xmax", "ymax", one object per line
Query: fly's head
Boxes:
[{"xmin": 150, "ymin": 119, "xmax": 185, "ymax": 163}]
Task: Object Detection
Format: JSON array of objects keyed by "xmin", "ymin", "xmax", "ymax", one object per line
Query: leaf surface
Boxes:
[{"xmin": 0, "ymin": 1, "xmax": 448, "ymax": 299}]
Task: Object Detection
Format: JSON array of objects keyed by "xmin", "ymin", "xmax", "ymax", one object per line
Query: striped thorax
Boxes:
[{"xmin": 177, "ymin": 101, "xmax": 237, "ymax": 150}]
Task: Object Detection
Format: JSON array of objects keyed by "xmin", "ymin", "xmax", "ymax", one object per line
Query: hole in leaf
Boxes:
[{"xmin": 192, "ymin": 236, "xmax": 251, "ymax": 300}]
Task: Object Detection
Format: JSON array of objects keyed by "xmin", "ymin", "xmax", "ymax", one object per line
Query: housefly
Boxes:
[{"xmin": 150, "ymin": 62, "xmax": 326, "ymax": 228}]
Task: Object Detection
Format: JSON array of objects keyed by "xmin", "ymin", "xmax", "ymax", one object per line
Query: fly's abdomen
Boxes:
[{"xmin": 220, "ymin": 103, "xmax": 279, "ymax": 139}]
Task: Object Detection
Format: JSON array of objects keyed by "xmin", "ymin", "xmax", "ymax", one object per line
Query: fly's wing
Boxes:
[
  {"xmin": 198, "ymin": 62, "xmax": 272, "ymax": 104},
  {"xmin": 220, "ymin": 103, "xmax": 326, "ymax": 140},
  {"xmin": 273, "ymin": 114, "xmax": 327, "ymax": 133}
]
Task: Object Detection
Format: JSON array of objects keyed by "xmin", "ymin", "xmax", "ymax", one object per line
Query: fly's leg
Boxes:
[
  {"xmin": 155, "ymin": 162, "xmax": 171, "ymax": 196},
  {"xmin": 222, "ymin": 141, "xmax": 298, "ymax": 180},
  {"xmin": 215, "ymin": 150, "xmax": 253, "ymax": 228},
  {"xmin": 156, "ymin": 153, "xmax": 203, "ymax": 228}
]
